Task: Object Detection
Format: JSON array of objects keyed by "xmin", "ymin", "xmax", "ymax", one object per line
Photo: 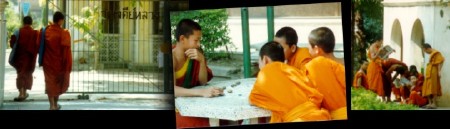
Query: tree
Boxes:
[
  {"xmin": 352, "ymin": 0, "xmax": 384, "ymax": 75},
  {"xmin": 170, "ymin": 9, "xmax": 235, "ymax": 61},
  {"xmin": 5, "ymin": 0, "xmax": 21, "ymax": 48}
]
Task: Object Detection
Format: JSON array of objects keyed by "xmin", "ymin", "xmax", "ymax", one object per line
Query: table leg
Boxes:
[
  {"xmin": 242, "ymin": 118, "xmax": 259, "ymax": 125},
  {"xmin": 209, "ymin": 118, "xmax": 220, "ymax": 127},
  {"xmin": 249, "ymin": 118, "xmax": 259, "ymax": 124}
]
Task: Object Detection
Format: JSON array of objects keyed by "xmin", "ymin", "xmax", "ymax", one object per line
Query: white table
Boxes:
[{"xmin": 175, "ymin": 78, "xmax": 271, "ymax": 126}]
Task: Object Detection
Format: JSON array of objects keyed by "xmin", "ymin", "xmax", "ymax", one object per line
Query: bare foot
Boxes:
[
  {"xmin": 50, "ymin": 104, "xmax": 61, "ymax": 110},
  {"xmin": 428, "ymin": 104, "xmax": 437, "ymax": 109}
]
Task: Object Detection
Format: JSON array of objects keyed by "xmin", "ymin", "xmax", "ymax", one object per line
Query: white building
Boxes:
[{"xmin": 383, "ymin": 0, "xmax": 450, "ymax": 106}]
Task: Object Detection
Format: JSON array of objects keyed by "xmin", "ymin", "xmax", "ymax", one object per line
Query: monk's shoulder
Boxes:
[
  {"xmin": 172, "ymin": 49, "xmax": 188, "ymax": 69},
  {"xmin": 62, "ymin": 29, "xmax": 71, "ymax": 35},
  {"xmin": 261, "ymin": 62, "xmax": 283, "ymax": 72},
  {"xmin": 296, "ymin": 47, "xmax": 310, "ymax": 54},
  {"xmin": 306, "ymin": 56, "xmax": 328, "ymax": 66},
  {"xmin": 295, "ymin": 47, "xmax": 312, "ymax": 58},
  {"xmin": 437, "ymin": 51, "xmax": 445, "ymax": 59}
]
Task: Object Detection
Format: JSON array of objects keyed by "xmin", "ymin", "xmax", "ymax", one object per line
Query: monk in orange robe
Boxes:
[
  {"xmin": 9, "ymin": 16, "xmax": 39, "ymax": 101},
  {"xmin": 397, "ymin": 65, "xmax": 422, "ymax": 103},
  {"xmin": 305, "ymin": 27, "xmax": 346, "ymax": 120},
  {"xmin": 421, "ymin": 43, "xmax": 445, "ymax": 109},
  {"xmin": 408, "ymin": 65, "xmax": 424, "ymax": 81},
  {"xmin": 273, "ymin": 27, "xmax": 312, "ymax": 71},
  {"xmin": 37, "ymin": 12, "xmax": 72, "ymax": 110},
  {"xmin": 407, "ymin": 75, "xmax": 428, "ymax": 107},
  {"xmin": 353, "ymin": 61, "xmax": 369, "ymax": 89},
  {"xmin": 249, "ymin": 41, "xmax": 330, "ymax": 123},
  {"xmin": 382, "ymin": 58, "xmax": 408, "ymax": 102},
  {"xmin": 172, "ymin": 19, "xmax": 223, "ymax": 129},
  {"xmin": 366, "ymin": 39, "xmax": 386, "ymax": 101}
]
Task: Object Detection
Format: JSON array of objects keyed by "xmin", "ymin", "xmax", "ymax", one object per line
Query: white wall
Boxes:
[
  {"xmin": 226, "ymin": 17, "xmax": 343, "ymax": 54},
  {"xmin": 430, "ymin": 6, "xmax": 450, "ymax": 106},
  {"xmin": 384, "ymin": 0, "xmax": 450, "ymax": 106}
]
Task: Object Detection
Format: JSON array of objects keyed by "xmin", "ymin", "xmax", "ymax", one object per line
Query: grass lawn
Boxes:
[{"xmin": 351, "ymin": 87, "xmax": 419, "ymax": 110}]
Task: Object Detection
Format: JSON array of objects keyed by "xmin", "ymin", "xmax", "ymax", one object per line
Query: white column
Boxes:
[{"xmin": 0, "ymin": 0, "xmax": 9, "ymax": 108}]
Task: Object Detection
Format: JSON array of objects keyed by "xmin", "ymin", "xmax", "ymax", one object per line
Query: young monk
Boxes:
[
  {"xmin": 249, "ymin": 41, "xmax": 331, "ymax": 123},
  {"xmin": 352, "ymin": 61, "xmax": 369, "ymax": 89},
  {"xmin": 274, "ymin": 27, "xmax": 312, "ymax": 71},
  {"xmin": 421, "ymin": 43, "xmax": 445, "ymax": 109},
  {"xmin": 172, "ymin": 19, "xmax": 224, "ymax": 128},
  {"xmin": 9, "ymin": 16, "xmax": 39, "ymax": 101},
  {"xmin": 305, "ymin": 27, "xmax": 346, "ymax": 120},
  {"xmin": 382, "ymin": 58, "xmax": 408, "ymax": 102},
  {"xmin": 366, "ymin": 39, "xmax": 385, "ymax": 102},
  {"xmin": 38, "ymin": 12, "xmax": 72, "ymax": 110},
  {"xmin": 409, "ymin": 65, "xmax": 423, "ymax": 81},
  {"xmin": 408, "ymin": 75, "xmax": 428, "ymax": 107}
]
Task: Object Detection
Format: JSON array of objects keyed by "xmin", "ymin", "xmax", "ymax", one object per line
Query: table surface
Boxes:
[{"xmin": 175, "ymin": 78, "xmax": 271, "ymax": 121}]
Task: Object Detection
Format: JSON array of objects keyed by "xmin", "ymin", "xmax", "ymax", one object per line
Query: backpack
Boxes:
[{"xmin": 38, "ymin": 27, "xmax": 46, "ymax": 66}]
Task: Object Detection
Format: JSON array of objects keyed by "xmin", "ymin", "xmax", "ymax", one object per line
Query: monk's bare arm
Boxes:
[
  {"xmin": 173, "ymin": 54, "xmax": 220, "ymax": 97},
  {"xmin": 357, "ymin": 78, "xmax": 361, "ymax": 88},
  {"xmin": 185, "ymin": 49, "xmax": 208, "ymax": 85},
  {"xmin": 172, "ymin": 55, "xmax": 198, "ymax": 97},
  {"xmin": 198, "ymin": 59, "xmax": 208, "ymax": 85},
  {"xmin": 174, "ymin": 85, "xmax": 223, "ymax": 98},
  {"xmin": 174, "ymin": 86, "xmax": 206, "ymax": 97}
]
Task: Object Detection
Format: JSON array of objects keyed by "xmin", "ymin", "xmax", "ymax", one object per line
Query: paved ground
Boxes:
[
  {"xmin": 1, "ymin": 99, "xmax": 173, "ymax": 110},
  {"xmin": 1, "ymin": 49, "xmax": 173, "ymax": 110}
]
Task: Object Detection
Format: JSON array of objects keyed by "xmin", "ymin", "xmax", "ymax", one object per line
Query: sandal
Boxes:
[
  {"xmin": 426, "ymin": 105, "xmax": 437, "ymax": 109},
  {"xmin": 50, "ymin": 104, "xmax": 61, "ymax": 110},
  {"xmin": 13, "ymin": 93, "xmax": 29, "ymax": 102}
]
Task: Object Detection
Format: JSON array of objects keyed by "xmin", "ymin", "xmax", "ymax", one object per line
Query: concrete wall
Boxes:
[
  {"xmin": 135, "ymin": 1, "xmax": 154, "ymax": 64},
  {"xmin": 226, "ymin": 17, "xmax": 343, "ymax": 57},
  {"xmin": 227, "ymin": 2, "xmax": 341, "ymax": 17},
  {"xmin": 384, "ymin": 0, "xmax": 450, "ymax": 106},
  {"xmin": 66, "ymin": 1, "xmax": 156, "ymax": 65}
]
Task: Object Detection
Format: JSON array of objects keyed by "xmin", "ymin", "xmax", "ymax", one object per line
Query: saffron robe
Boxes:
[{"xmin": 250, "ymin": 62, "xmax": 330, "ymax": 123}]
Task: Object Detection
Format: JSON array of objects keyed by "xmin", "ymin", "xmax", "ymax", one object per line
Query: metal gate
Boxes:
[{"xmin": 43, "ymin": 0, "xmax": 172, "ymax": 94}]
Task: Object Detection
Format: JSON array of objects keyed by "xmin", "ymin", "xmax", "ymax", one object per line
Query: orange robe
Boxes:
[
  {"xmin": 352, "ymin": 70, "xmax": 368, "ymax": 89},
  {"xmin": 249, "ymin": 62, "xmax": 330, "ymax": 123},
  {"xmin": 9, "ymin": 26, "xmax": 39, "ymax": 90},
  {"xmin": 305, "ymin": 56, "xmax": 346, "ymax": 120},
  {"xmin": 37, "ymin": 24, "xmax": 72, "ymax": 97},
  {"xmin": 367, "ymin": 51, "xmax": 385, "ymax": 96},
  {"xmin": 399, "ymin": 86, "xmax": 410, "ymax": 101},
  {"xmin": 408, "ymin": 78, "xmax": 428, "ymax": 106},
  {"xmin": 287, "ymin": 47, "xmax": 312, "ymax": 71},
  {"xmin": 174, "ymin": 50, "xmax": 214, "ymax": 129},
  {"xmin": 422, "ymin": 50, "xmax": 445, "ymax": 97}
]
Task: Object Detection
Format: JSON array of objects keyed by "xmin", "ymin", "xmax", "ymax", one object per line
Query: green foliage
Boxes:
[
  {"xmin": 5, "ymin": 0, "xmax": 21, "ymax": 46},
  {"xmin": 353, "ymin": 0, "xmax": 384, "ymax": 44},
  {"xmin": 69, "ymin": 5, "xmax": 103, "ymax": 49},
  {"xmin": 351, "ymin": 87, "xmax": 419, "ymax": 110},
  {"xmin": 352, "ymin": 0, "xmax": 384, "ymax": 80},
  {"xmin": 170, "ymin": 9, "xmax": 235, "ymax": 61}
]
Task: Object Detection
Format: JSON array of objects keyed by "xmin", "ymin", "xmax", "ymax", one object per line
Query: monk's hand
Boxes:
[
  {"xmin": 201, "ymin": 87, "xmax": 224, "ymax": 98},
  {"xmin": 185, "ymin": 49, "xmax": 205, "ymax": 63}
]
